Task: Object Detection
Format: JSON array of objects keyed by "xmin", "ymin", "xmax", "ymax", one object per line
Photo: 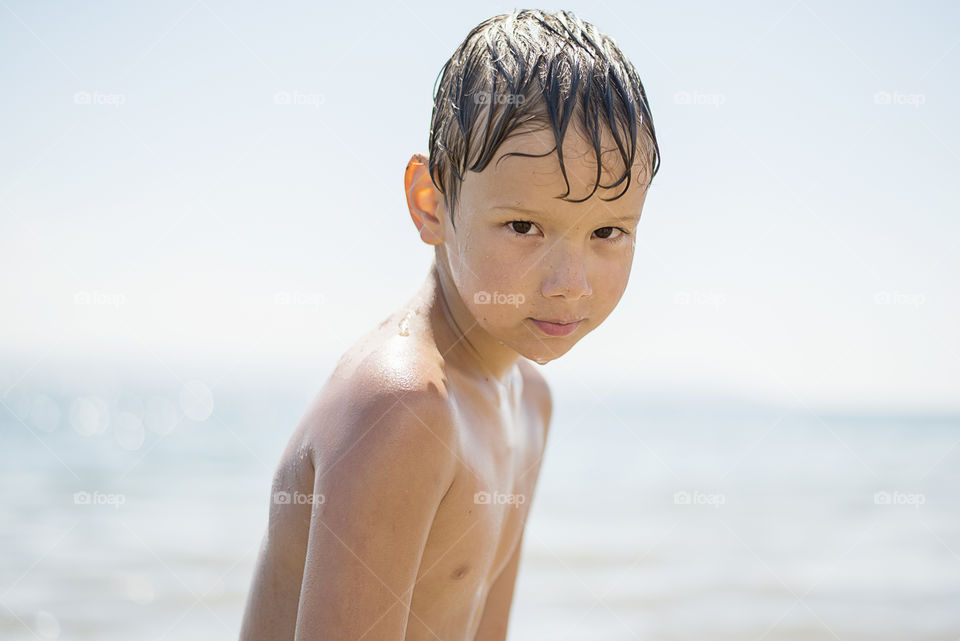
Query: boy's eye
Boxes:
[
  {"xmin": 593, "ymin": 226, "xmax": 623, "ymax": 240},
  {"xmin": 505, "ymin": 220, "xmax": 629, "ymax": 241},
  {"xmin": 508, "ymin": 221, "xmax": 535, "ymax": 235}
]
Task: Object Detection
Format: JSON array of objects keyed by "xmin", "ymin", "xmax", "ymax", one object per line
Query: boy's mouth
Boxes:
[{"xmin": 528, "ymin": 318, "xmax": 583, "ymax": 337}]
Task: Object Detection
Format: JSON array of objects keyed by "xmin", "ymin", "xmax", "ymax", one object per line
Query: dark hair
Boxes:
[{"xmin": 428, "ymin": 9, "xmax": 660, "ymax": 229}]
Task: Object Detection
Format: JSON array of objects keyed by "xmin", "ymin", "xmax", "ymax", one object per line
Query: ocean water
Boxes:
[{"xmin": 1, "ymin": 369, "xmax": 958, "ymax": 641}]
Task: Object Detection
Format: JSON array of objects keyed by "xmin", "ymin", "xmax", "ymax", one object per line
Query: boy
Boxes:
[{"xmin": 239, "ymin": 8, "xmax": 659, "ymax": 641}]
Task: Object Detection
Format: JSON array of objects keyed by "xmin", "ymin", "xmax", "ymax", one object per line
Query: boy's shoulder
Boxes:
[
  {"xmin": 292, "ymin": 335, "xmax": 457, "ymax": 469},
  {"xmin": 285, "ymin": 331, "xmax": 553, "ymax": 475}
]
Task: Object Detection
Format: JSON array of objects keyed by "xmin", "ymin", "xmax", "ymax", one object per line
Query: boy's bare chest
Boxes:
[{"xmin": 404, "ymin": 375, "xmax": 547, "ymax": 634}]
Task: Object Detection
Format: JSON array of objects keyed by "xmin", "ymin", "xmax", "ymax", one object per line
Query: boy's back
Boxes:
[{"xmin": 240, "ymin": 270, "xmax": 551, "ymax": 640}]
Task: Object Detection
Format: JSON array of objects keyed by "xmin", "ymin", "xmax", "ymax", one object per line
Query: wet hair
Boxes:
[{"xmin": 428, "ymin": 9, "xmax": 661, "ymax": 229}]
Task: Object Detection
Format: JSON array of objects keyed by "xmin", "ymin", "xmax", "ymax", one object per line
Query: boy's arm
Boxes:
[{"xmin": 293, "ymin": 388, "xmax": 457, "ymax": 640}]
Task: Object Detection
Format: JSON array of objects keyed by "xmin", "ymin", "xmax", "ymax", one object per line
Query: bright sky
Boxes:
[{"xmin": 2, "ymin": 1, "xmax": 958, "ymax": 414}]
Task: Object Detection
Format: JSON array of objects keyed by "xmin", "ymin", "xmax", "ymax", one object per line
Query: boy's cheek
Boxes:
[{"xmin": 462, "ymin": 246, "xmax": 531, "ymax": 295}]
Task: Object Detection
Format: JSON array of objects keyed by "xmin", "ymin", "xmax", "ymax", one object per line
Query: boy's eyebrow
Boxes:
[
  {"xmin": 487, "ymin": 205, "xmax": 542, "ymax": 216},
  {"xmin": 488, "ymin": 204, "xmax": 641, "ymax": 221}
]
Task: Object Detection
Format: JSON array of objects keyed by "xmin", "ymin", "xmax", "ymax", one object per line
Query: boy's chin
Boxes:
[{"xmin": 514, "ymin": 337, "xmax": 579, "ymax": 365}]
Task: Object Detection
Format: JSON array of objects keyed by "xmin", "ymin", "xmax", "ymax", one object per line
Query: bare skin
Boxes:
[{"xmin": 239, "ymin": 126, "xmax": 650, "ymax": 640}]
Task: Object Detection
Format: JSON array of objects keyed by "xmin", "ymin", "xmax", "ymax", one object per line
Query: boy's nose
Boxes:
[{"xmin": 539, "ymin": 246, "xmax": 592, "ymax": 300}]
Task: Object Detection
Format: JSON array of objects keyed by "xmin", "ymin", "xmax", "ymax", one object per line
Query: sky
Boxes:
[{"xmin": 1, "ymin": 0, "xmax": 958, "ymax": 414}]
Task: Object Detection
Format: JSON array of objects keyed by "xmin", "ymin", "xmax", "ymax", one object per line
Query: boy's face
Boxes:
[{"xmin": 415, "ymin": 127, "xmax": 650, "ymax": 364}]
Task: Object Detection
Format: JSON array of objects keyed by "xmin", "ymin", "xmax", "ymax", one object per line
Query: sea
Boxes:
[{"xmin": 1, "ymin": 359, "xmax": 958, "ymax": 641}]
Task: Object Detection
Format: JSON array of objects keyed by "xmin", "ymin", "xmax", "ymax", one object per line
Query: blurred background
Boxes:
[{"xmin": 1, "ymin": 1, "xmax": 958, "ymax": 639}]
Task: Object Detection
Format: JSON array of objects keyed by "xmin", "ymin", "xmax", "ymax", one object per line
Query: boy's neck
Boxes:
[{"xmin": 419, "ymin": 261, "xmax": 522, "ymax": 388}]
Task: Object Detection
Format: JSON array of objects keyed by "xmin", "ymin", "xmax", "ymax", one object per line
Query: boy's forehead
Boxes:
[{"xmin": 461, "ymin": 128, "xmax": 649, "ymax": 211}]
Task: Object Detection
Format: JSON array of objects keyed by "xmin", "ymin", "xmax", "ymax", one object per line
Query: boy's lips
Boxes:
[{"xmin": 528, "ymin": 317, "xmax": 583, "ymax": 337}]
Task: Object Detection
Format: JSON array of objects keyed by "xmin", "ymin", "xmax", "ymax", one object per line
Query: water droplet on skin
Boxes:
[{"xmin": 398, "ymin": 309, "xmax": 416, "ymax": 337}]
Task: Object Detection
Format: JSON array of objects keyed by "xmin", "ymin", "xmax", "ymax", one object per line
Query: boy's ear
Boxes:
[{"xmin": 404, "ymin": 153, "xmax": 444, "ymax": 246}]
